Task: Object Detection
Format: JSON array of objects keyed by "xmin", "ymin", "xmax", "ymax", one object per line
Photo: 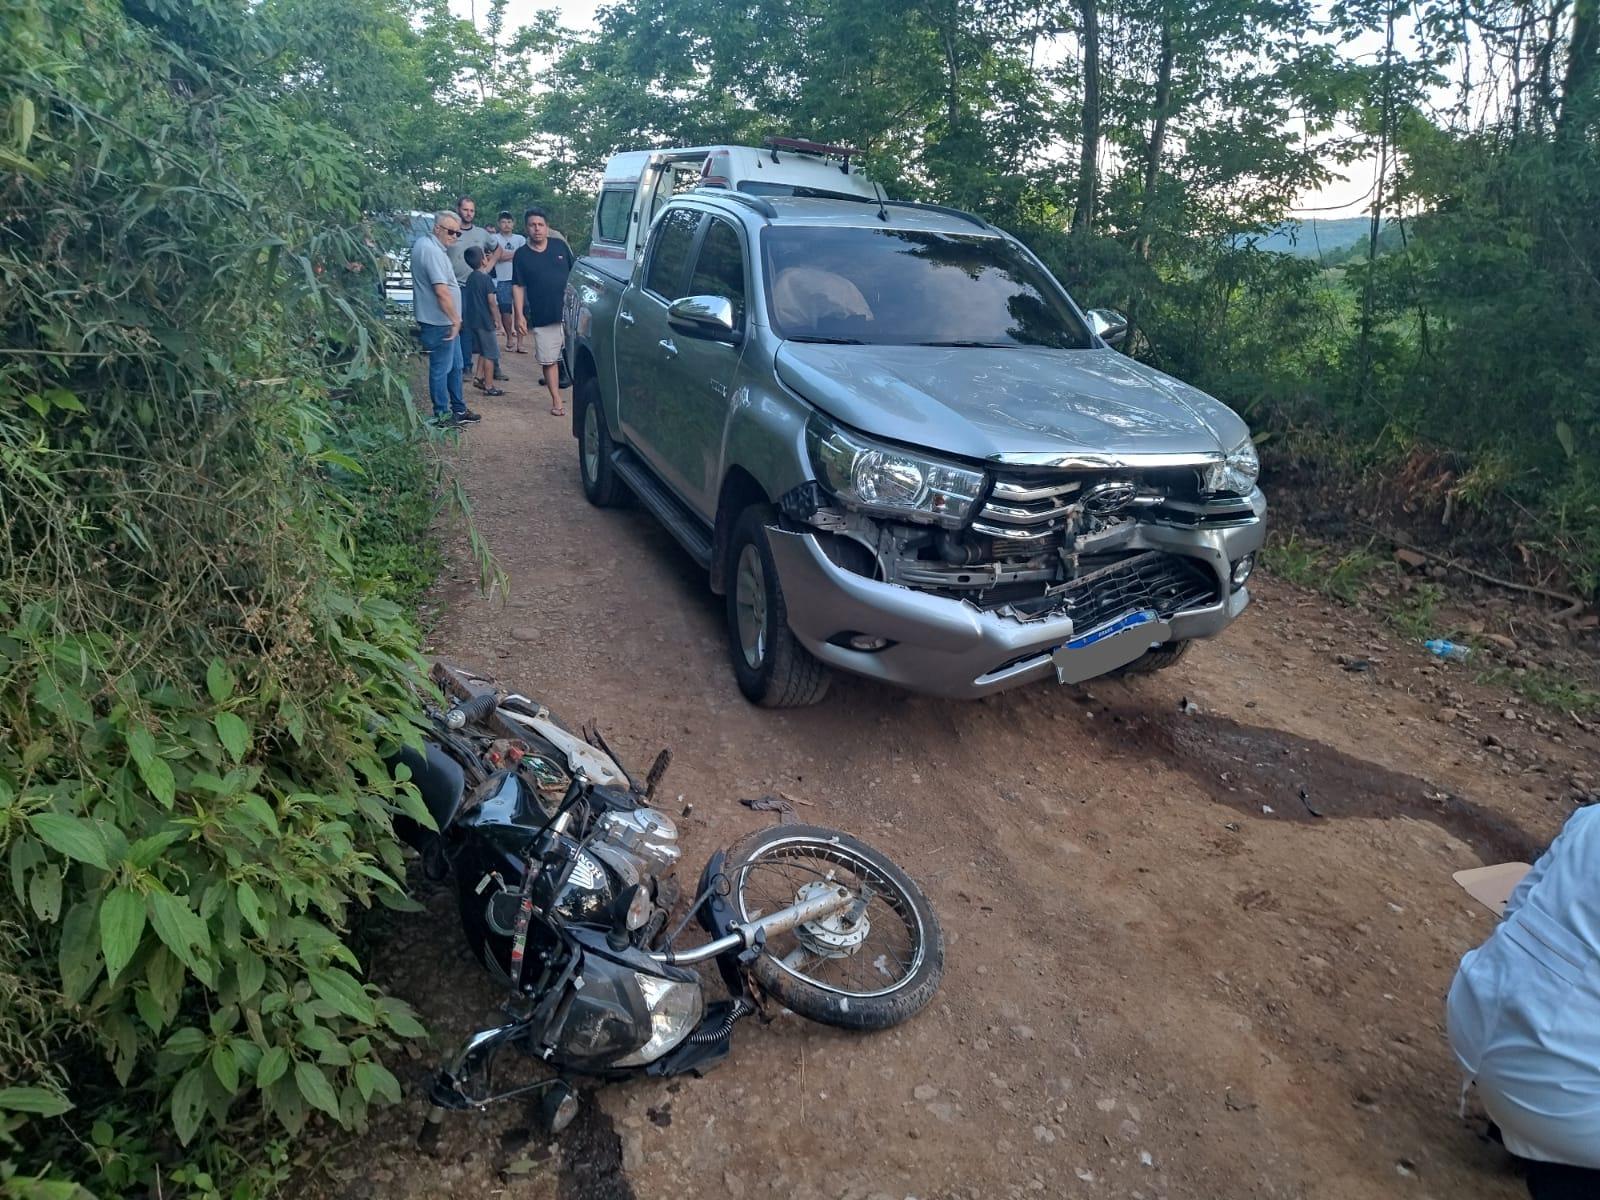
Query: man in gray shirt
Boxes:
[
  {"xmin": 446, "ymin": 196, "xmax": 497, "ymax": 377},
  {"xmin": 412, "ymin": 211, "xmax": 480, "ymax": 427}
]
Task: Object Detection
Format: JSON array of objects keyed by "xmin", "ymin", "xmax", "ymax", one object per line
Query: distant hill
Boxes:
[{"xmin": 1236, "ymin": 217, "xmax": 1371, "ymax": 259}]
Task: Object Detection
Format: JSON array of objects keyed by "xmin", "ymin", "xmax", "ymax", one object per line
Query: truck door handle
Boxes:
[
  {"xmin": 658, "ymin": 338, "xmax": 677, "ymax": 358},
  {"xmin": 618, "ymin": 310, "xmax": 635, "ymax": 325}
]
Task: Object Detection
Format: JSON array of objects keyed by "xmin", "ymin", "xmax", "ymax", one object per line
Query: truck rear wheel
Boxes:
[
  {"xmin": 725, "ymin": 506, "xmax": 831, "ymax": 708},
  {"xmin": 577, "ymin": 375, "xmax": 626, "ymax": 507}
]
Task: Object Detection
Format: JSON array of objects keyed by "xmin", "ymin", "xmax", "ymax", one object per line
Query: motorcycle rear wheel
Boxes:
[{"xmin": 722, "ymin": 823, "xmax": 943, "ymax": 1031}]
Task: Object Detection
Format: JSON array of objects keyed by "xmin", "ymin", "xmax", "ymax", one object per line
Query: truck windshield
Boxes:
[{"xmin": 761, "ymin": 227, "xmax": 1093, "ymax": 349}]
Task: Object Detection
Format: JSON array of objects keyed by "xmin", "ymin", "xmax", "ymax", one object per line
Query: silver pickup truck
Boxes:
[{"xmin": 564, "ymin": 190, "xmax": 1266, "ymax": 706}]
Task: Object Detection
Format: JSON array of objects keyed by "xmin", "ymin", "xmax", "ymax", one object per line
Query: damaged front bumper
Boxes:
[{"xmin": 765, "ymin": 514, "xmax": 1265, "ymax": 699}]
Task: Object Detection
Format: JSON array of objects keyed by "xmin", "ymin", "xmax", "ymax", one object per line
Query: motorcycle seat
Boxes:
[{"xmin": 389, "ymin": 741, "xmax": 466, "ymax": 852}]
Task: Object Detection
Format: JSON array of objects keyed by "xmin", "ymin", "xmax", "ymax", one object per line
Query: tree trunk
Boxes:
[
  {"xmin": 1134, "ymin": 8, "xmax": 1175, "ymax": 260},
  {"xmin": 1356, "ymin": 0, "xmax": 1397, "ymax": 396},
  {"xmin": 1072, "ymin": 0, "xmax": 1101, "ymax": 235},
  {"xmin": 1558, "ymin": 0, "xmax": 1598, "ymax": 135},
  {"xmin": 942, "ymin": 24, "xmax": 961, "ymax": 141}
]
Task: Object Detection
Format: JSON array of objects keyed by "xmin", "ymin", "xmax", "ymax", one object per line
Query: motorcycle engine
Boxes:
[{"xmin": 592, "ymin": 807, "xmax": 680, "ymax": 880}]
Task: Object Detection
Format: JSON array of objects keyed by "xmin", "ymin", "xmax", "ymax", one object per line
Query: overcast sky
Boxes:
[{"xmin": 450, "ymin": 0, "xmax": 1380, "ymax": 218}]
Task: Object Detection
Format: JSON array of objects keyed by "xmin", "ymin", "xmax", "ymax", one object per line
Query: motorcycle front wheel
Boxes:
[{"xmin": 722, "ymin": 824, "xmax": 944, "ymax": 1031}]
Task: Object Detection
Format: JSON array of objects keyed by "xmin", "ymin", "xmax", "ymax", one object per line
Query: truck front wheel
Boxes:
[
  {"xmin": 725, "ymin": 506, "xmax": 831, "ymax": 708},
  {"xmin": 577, "ymin": 375, "xmax": 626, "ymax": 507},
  {"xmin": 1109, "ymin": 640, "xmax": 1192, "ymax": 677}
]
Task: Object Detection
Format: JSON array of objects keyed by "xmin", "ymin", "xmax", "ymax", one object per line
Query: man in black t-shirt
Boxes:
[{"xmin": 511, "ymin": 207, "xmax": 574, "ymax": 417}]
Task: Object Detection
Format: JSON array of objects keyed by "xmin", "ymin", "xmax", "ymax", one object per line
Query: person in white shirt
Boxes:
[
  {"xmin": 1448, "ymin": 803, "xmax": 1600, "ymax": 1198},
  {"xmin": 490, "ymin": 211, "xmax": 526, "ymax": 356}
]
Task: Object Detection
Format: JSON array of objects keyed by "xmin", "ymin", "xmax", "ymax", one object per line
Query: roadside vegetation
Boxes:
[
  {"xmin": 1262, "ymin": 533, "xmax": 1600, "ymax": 716},
  {"xmin": 0, "ymin": 1, "xmax": 520, "ymax": 1195}
]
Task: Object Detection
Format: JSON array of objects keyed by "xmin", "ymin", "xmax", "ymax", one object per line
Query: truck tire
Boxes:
[
  {"xmin": 1110, "ymin": 639, "xmax": 1192, "ymax": 677},
  {"xmin": 725, "ymin": 506, "xmax": 831, "ymax": 707},
  {"xmin": 577, "ymin": 375, "xmax": 626, "ymax": 507}
]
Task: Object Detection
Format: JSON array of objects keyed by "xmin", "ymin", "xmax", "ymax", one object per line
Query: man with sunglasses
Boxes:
[{"xmin": 412, "ymin": 211, "xmax": 481, "ymax": 427}]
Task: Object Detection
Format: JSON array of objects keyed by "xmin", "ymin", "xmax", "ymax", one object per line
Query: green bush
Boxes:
[{"xmin": 1, "ymin": 0, "xmax": 442, "ymax": 1192}]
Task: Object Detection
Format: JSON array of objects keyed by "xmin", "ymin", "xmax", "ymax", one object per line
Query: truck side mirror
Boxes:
[
  {"xmin": 1086, "ymin": 308, "xmax": 1129, "ymax": 348},
  {"xmin": 667, "ymin": 294, "xmax": 740, "ymax": 342}
]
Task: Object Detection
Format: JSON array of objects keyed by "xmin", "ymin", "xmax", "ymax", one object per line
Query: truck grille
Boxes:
[
  {"xmin": 1061, "ymin": 552, "xmax": 1219, "ymax": 629},
  {"xmin": 1008, "ymin": 551, "xmax": 1220, "ymax": 628},
  {"xmin": 969, "ymin": 477, "xmax": 1082, "ymax": 543}
]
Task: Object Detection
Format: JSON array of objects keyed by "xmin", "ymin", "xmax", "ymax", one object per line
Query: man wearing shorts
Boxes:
[
  {"xmin": 511, "ymin": 207, "xmax": 574, "ymax": 416},
  {"xmin": 490, "ymin": 211, "xmax": 525, "ymax": 356}
]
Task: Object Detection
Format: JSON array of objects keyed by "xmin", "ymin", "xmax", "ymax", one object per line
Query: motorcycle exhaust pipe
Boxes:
[{"xmin": 655, "ymin": 883, "xmax": 853, "ymax": 965}]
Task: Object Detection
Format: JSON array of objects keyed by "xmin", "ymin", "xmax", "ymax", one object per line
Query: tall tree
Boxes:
[{"xmin": 1072, "ymin": 0, "xmax": 1102, "ymax": 233}]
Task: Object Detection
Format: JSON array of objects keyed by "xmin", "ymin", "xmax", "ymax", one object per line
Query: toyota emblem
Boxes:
[{"xmin": 1082, "ymin": 480, "xmax": 1138, "ymax": 514}]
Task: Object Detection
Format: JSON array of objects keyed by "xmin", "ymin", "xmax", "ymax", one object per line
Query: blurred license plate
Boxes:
[{"xmin": 1063, "ymin": 609, "xmax": 1156, "ymax": 650}]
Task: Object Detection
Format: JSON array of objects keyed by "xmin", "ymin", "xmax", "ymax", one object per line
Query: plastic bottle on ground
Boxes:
[{"xmin": 1424, "ymin": 638, "xmax": 1473, "ymax": 663}]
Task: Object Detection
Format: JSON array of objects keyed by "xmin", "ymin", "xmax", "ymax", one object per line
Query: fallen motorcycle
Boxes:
[{"xmin": 393, "ymin": 664, "xmax": 944, "ymax": 1145}]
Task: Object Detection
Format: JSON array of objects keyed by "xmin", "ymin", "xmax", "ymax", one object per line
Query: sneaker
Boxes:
[
  {"xmin": 431, "ymin": 412, "xmax": 459, "ymax": 428},
  {"xmin": 457, "ymin": 408, "xmax": 483, "ymax": 423}
]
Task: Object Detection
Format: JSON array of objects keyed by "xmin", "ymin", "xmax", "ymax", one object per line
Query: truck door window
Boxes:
[
  {"xmin": 595, "ymin": 187, "xmax": 635, "ymax": 244},
  {"xmin": 644, "ymin": 208, "xmax": 702, "ymax": 300},
  {"xmin": 686, "ymin": 218, "xmax": 747, "ymax": 329}
]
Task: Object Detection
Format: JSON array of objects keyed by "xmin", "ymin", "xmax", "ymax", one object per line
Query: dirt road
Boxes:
[{"xmin": 333, "ymin": 359, "xmax": 1600, "ymax": 1200}]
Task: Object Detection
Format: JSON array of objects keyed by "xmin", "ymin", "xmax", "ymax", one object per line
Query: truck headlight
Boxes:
[
  {"xmin": 807, "ymin": 415, "xmax": 985, "ymax": 528},
  {"xmin": 1204, "ymin": 437, "xmax": 1259, "ymax": 497},
  {"xmin": 612, "ymin": 973, "xmax": 704, "ymax": 1067}
]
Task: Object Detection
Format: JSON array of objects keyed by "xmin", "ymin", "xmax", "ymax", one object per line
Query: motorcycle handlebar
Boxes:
[
  {"xmin": 443, "ymin": 691, "xmax": 499, "ymax": 730},
  {"xmin": 654, "ymin": 882, "xmax": 852, "ymax": 965}
]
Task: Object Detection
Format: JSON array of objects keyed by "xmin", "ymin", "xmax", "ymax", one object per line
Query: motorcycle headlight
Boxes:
[
  {"xmin": 806, "ymin": 415, "xmax": 985, "ymax": 529},
  {"xmin": 612, "ymin": 973, "xmax": 704, "ymax": 1067},
  {"xmin": 1203, "ymin": 437, "xmax": 1260, "ymax": 497}
]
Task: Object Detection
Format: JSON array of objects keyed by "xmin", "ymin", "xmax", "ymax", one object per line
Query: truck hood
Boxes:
[{"xmin": 773, "ymin": 343, "xmax": 1250, "ymax": 463}]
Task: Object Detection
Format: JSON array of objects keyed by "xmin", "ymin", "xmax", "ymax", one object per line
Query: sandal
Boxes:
[
  {"xmin": 549, "ymin": 406, "xmax": 566, "ymax": 417},
  {"xmin": 483, "ymin": 387, "xmax": 505, "ymax": 397}
]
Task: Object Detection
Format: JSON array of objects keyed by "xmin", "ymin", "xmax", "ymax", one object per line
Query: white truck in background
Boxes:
[{"xmin": 585, "ymin": 137, "xmax": 880, "ymax": 263}]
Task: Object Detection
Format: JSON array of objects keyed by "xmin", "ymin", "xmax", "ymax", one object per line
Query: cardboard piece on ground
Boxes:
[{"xmin": 1453, "ymin": 862, "xmax": 1531, "ymax": 916}]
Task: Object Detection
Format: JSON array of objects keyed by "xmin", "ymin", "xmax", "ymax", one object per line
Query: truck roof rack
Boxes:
[
  {"xmin": 699, "ymin": 187, "xmax": 989, "ymax": 230},
  {"xmin": 737, "ymin": 188, "xmax": 990, "ymax": 231},
  {"xmin": 882, "ymin": 200, "xmax": 992, "ymax": 230},
  {"xmin": 703, "ymin": 189, "xmax": 778, "ymax": 220},
  {"xmin": 763, "ymin": 135, "xmax": 862, "ymax": 169}
]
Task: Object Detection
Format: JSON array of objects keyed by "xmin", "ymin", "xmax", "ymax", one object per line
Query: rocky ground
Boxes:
[{"xmin": 315, "ymin": 354, "xmax": 1599, "ymax": 1200}]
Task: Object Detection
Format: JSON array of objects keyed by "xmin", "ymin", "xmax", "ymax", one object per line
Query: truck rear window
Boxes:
[
  {"xmin": 595, "ymin": 187, "xmax": 635, "ymax": 244},
  {"xmin": 761, "ymin": 227, "xmax": 1092, "ymax": 350}
]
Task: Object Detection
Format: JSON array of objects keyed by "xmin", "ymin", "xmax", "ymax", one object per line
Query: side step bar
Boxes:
[{"xmin": 610, "ymin": 449, "xmax": 715, "ymax": 568}]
